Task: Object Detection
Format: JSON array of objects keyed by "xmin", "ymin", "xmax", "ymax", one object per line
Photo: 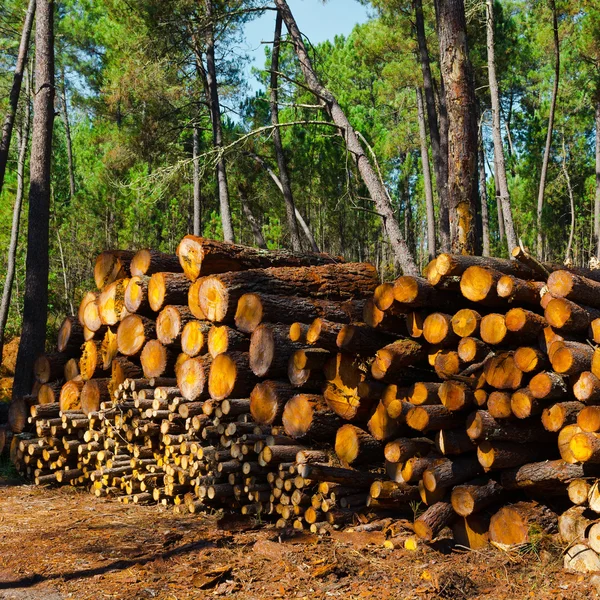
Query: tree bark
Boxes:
[
  {"xmin": 0, "ymin": 67, "xmax": 31, "ymax": 365},
  {"xmin": 536, "ymin": 0, "xmax": 560, "ymax": 259},
  {"xmin": 0, "ymin": 0, "xmax": 36, "ymax": 197},
  {"xmin": 437, "ymin": 0, "xmax": 479, "ymax": 255},
  {"xmin": 203, "ymin": 0, "xmax": 234, "ymax": 242},
  {"xmin": 486, "ymin": 0, "xmax": 517, "ymax": 253},
  {"xmin": 275, "ymin": 0, "xmax": 418, "ymax": 275},
  {"xmin": 413, "ymin": 0, "xmax": 449, "ymax": 251},
  {"xmin": 416, "ymin": 88, "xmax": 436, "ymax": 260},
  {"xmin": 270, "ymin": 11, "xmax": 301, "ymax": 251},
  {"xmin": 192, "ymin": 126, "xmax": 201, "ymax": 236},
  {"xmin": 478, "ymin": 127, "xmax": 490, "ymax": 257},
  {"xmin": 562, "ymin": 138, "xmax": 575, "ymax": 264},
  {"xmin": 59, "ymin": 65, "xmax": 75, "ymax": 199},
  {"xmin": 12, "ymin": 0, "xmax": 55, "ymax": 401}
]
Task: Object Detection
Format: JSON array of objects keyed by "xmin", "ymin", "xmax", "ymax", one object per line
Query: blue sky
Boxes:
[{"xmin": 242, "ymin": 0, "xmax": 372, "ymax": 92}]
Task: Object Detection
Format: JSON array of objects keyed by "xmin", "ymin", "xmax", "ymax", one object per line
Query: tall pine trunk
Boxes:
[
  {"xmin": 274, "ymin": 0, "xmax": 418, "ymax": 275},
  {"xmin": 0, "ymin": 0, "xmax": 36, "ymax": 197},
  {"xmin": 413, "ymin": 0, "xmax": 449, "ymax": 251},
  {"xmin": 416, "ymin": 87, "xmax": 436, "ymax": 259},
  {"xmin": 13, "ymin": 0, "xmax": 55, "ymax": 401},
  {"xmin": 536, "ymin": 0, "xmax": 560, "ymax": 260},
  {"xmin": 437, "ymin": 0, "xmax": 479, "ymax": 255},
  {"xmin": 486, "ymin": 0, "xmax": 517, "ymax": 254},
  {"xmin": 193, "ymin": 126, "xmax": 201, "ymax": 236},
  {"xmin": 239, "ymin": 184, "xmax": 267, "ymax": 249},
  {"xmin": 0, "ymin": 68, "xmax": 31, "ymax": 363},
  {"xmin": 203, "ymin": 0, "xmax": 234, "ymax": 242},
  {"xmin": 478, "ymin": 131, "xmax": 490, "ymax": 256},
  {"xmin": 270, "ymin": 11, "xmax": 301, "ymax": 251}
]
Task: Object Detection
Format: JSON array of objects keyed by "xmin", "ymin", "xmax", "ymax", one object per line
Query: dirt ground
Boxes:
[{"xmin": 0, "ymin": 477, "xmax": 597, "ymax": 600}]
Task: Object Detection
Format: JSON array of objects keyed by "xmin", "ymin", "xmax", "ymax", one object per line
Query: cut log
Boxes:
[
  {"xmin": 140, "ymin": 340, "xmax": 176, "ymax": 379},
  {"xmin": 94, "ymin": 250, "xmax": 134, "ymax": 289},
  {"xmin": 480, "ymin": 313, "xmax": 516, "ymax": 346},
  {"xmin": 406, "ymin": 405, "xmax": 464, "ymax": 433},
  {"xmin": 477, "ymin": 441, "xmax": 553, "ymax": 470},
  {"xmin": 460, "ymin": 266, "xmax": 504, "ymax": 305},
  {"xmin": 451, "ymin": 479, "xmax": 504, "ymax": 517},
  {"xmin": 510, "ymin": 388, "xmax": 542, "ymax": 419},
  {"xmin": 409, "ymin": 382, "xmax": 441, "ymax": 406},
  {"xmin": 176, "ymin": 235, "xmax": 339, "ymax": 281},
  {"xmin": 457, "ymin": 337, "xmax": 490, "ymax": 363},
  {"xmin": 117, "ymin": 315, "xmax": 155, "ymax": 357},
  {"xmin": 81, "ymin": 379, "xmax": 111, "ymax": 416},
  {"xmin": 529, "ymin": 371, "xmax": 567, "ymax": 400},
  {"xmin": 250, "ymin": 323, "xmax": 304, "ymax": 378},
  {"xmin": 306, "ymin": 318, "xmax": 343, "ymax": 352},
  {"xmin": 384, "ymin": 437, "xmax": 434, "ymax": 463},
  {"xmin": 82, "ymin": 297, "xmax": 102, "ymax": 332},
  {"xmin": 558, "ymin": 424, "xmax": 584, "ymax": 464},
  {"xmin": 371, "ymin": 339, "xmax": 424, "ymax": 381},
  {"xmin": 100, "ymin": 328, "xmax": 118, "ymax": 370},
  {"xmin": 504, "ymin": 308, "xmax": 546, "ymax": 337},
  {"xmin": 250, "ymin": 380, "xmax": 298, "ymax": 425},
  {"xmin": 148, "ymin": 272, "xmax": 190, "ymax": 312},
  {"xmin": 545, "ymin": 297, "xmax": 600, "ymax": 332},
  {"xmin": 130, "ymin": 249, "xmax": 182, "ymax": 277},
  {"xmin": 79, "ymin": 341, "xmax": 103, "ymax": 381},
  {"xmin": 489, "ymin": 501, "xmax": 557, "ymax": 547},
  {"xmin": 405, "ymin": 311, "xmax": 426, "ymax": 338},
  {"xmin": 466, "ymin": 410, "xmax": 554, "ymax": 443},
  {"xmin": 550, "ymin": 341, "xmax": 594, "ymax": 376},
  {"xmin": 568, "ymin": 480, "xmax": 592, "ymax": 506},
  {"xmin": 335, "ymin": 424, "xmax": 383, "ymax": 465},
  {"xmin": 298, "ymin": 463, "xmax": 377, "ymax": 488},
  {"xmin": 59, "ymin": 378, "xmax": 84, "ymax": 412},
  {"xmin": 124, "ymin": 276, "xmax": 152, "ymax": 315},
  {"xmin": 513, "ymin": 347, "xmax": 549, "ymax": 373},
  {"xmin": 559, "ymin": 505, "xmax": 595, "ymax": 545},
  {"xmin": 234, "ymin": 292, "xmax": 362, "ymax": 334},
  {"xmin": 199, "ymin": 263, "xmax": 378, "ymax": 322},
  {"xmin": 34, "ymin": 353, "xmax": 68, "ymax": 384},
  {"xmin": 414, "ymin": 501, "xmax": 455, "ymax": 541},
  {"xmin": 401, "ymin": 456, "xmax": 438, "ymax": 483},
  {"xmin": 486, "ymin": 391, "xmax": 513, "ymax": 420},
  {"xmin": 483, "ymin": 353, "xmax": 522, "ymax": 390},
  {"xmin": 207, "ymin": 325, "xmax": 249, "ymax": 358},
  {"xmin": 452, "ymin": 514, "xmax": 490, "ymax": 549},
  {"xmin": 564, "ymin": 543, "xmax": 600, "ymax": 573},
  {"xmin": 436, "ymin": 253, "xmax": 537, "ymax": 280},
  {"xmin": 282, "ymin": 394, "xmax": 341, "ymax": 440},
  {"xmin": 156, "ymin": 305, "xmax": 194, "ymax": 347},
  {"xmin": 570, "ymin": 432, "xmax": 600, "ymax": 463},
  {"xmin": 497, "ymin": 275, "xmax": 543, "ymax": 305},
  {"xmin": 78, "ymin": 291, "xmax": 97, "ymax": 327},
  {"xmin": 187, "ymin": 278, "xmax": 207, "ymax": 320},
  {"xmin": 438, "ymin": 381, "xmax": 474, "ymax": 412},
  {"xmin": 57, "ymin": 317, "xmax": 84, "ymax": 356},
  {"xmin": 176, "ymin": 355, "xmax": 211, "ymax": 401},
  {"xmin": 578, "ymin": 406, "xmax": 600, "ymax": 432},
  {"xmin": 110, "ymin": 357, "xmax": 143, "ymax": 396},
  {"xmin": 547, "ymin": 270, "xmax": 600, "ymax": 309},
  {"xmin": 37, "ymin": 381, "xmax": 63, "ymax": 405},
  {"xmin": 422, "ymin": 456, "xmax": 483, "ymax": 492},
  {"xmin": 451, "ymin": 309, "xmax": 481, "ymax": 338},
  {"xmin": 367, "ymin": 400, "xmax": 403, "ymax": 441},
  {"xmin": 180, "ymin": 320, "xmax": 210, "ymax": 357},
  {"xmin": 208, "ymin": 352, "xmax": 257, "ymax": 400},
  {"xmin": 435, "ymin": 429, "xmax": 476, "ymax": 455},
  {"xmin": 422, "ymin": 313, "xmax": 458, "ymax": 346},
  {"xmin": 98, "ymin": 278, "xmax": 130, "ymax": 326},
  {"xmin": 323, "ymin": 354, "xmax": 372, "ymax": 420},
  {"xmin": 369, "ymin": 480, "xmax": 420, "ymax": 503},
  {"xmin": 573, "ymin": 372, "xmax": 600, "ymax": 406},
  {"xmin": 363, "ymin": 298, "xmax": 406, "ymax": 333},
  {"xmin": 373, "ymin": 282, "xmax": 395, "ymax": 311}
]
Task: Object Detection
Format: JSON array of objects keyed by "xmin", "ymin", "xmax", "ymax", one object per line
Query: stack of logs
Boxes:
[{"xmin": 9, "ymin": 240, "xmax": 600, "ymax": 571}]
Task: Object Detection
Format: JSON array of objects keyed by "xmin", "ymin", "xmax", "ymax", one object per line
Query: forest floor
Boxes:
[{"xmin": 0, "ymin": 475, "xmax": 597, "ymax": 600}]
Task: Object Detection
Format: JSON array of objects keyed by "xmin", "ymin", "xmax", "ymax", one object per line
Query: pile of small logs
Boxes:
[{"xmin": 11, "ymin": 239, "xmax": 600, "ymax": 572}]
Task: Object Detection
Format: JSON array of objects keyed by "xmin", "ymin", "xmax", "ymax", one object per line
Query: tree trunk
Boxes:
[
  {"xmin": 192, "ymin": 126, "xmax": 201, "ymax": 236},
  {"xmin": 595, "ymin": 95, "xmax": 600, "ymax": 259},
  {"xmin": 203, "ymin": 0, "xmax": 234, "ymax": 242},
  {"xmin": 478, "ymin": 126, "xmax": 490, "ymax": 257},
  {"xmin": 536, "ymin": 0, "xmax": 560, "ymax": 260},
  {"xmin": 275, "ymin": 0, "xmax": 418, "ymax": 275},
  {"xmin": 270, "ymin": 11, "xmax": 301, "ymax": 251},
  {"xmin": 486, "ymin": 0, "xmax": 517, "ymax": 253},
  {"xmin": 416, "ymin": 88, "xmax": 436, "ymax": 260},
  {"xmin": 562, "ymin": 138, "xmax": 575, "ymax": 264},
  {"xmin": 246, "ymin": 151, "xmax": 319, "ymax": 251},
  {"xmin": 437, "ymin": 0, "xmax": 479, "ymax": 255},
  {"xmin": 413, "ymin": 0, "xmax": 449, "ymax": 251},
  {"xmin": 0, "ymin": 67, "xmax": 31, "ymax": 364},
  {"xmin": 12, "ymin": 0, "xmax": 55, "ymax": 401},
  {"xmin": 0, "ymin": 0, "xmax": 36, "ymax": 197},
  {"xmin": 239, "ymin": 185, "xmax": 267, "ymax": 249},
  {"xmin": 59, "ymin": 65, "xmax": 75, "ymax": 199}
]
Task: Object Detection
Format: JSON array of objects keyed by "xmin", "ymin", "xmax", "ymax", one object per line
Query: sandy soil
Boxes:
[{"xmin": 0, "ymin": 478, "xmax": 596, "ymax": 600}]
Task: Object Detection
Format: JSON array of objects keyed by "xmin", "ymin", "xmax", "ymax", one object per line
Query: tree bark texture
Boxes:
[
  {"xmin": 437, "ymin": 0, "xmax": 479, "ymax": 255},
  {"xmin": 13, "ymin": 0, "xmax": 55, "ymax": 401},
  {"xmin": 193, "ymin": 126, "xmax": 201, "ymax": 236},
  {"xmin": 478, "ymin": 128, "xmax": 490, "ymax": 257}
]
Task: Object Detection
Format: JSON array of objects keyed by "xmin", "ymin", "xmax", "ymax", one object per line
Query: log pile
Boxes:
[{"xmin": 10, "ymin": 240, "xmax": 600, "ymax": 568}]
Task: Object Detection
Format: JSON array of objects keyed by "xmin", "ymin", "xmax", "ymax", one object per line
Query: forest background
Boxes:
[{"xmin": 1, "ymin": 0, "xmax": 599, "ymax": 346}]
